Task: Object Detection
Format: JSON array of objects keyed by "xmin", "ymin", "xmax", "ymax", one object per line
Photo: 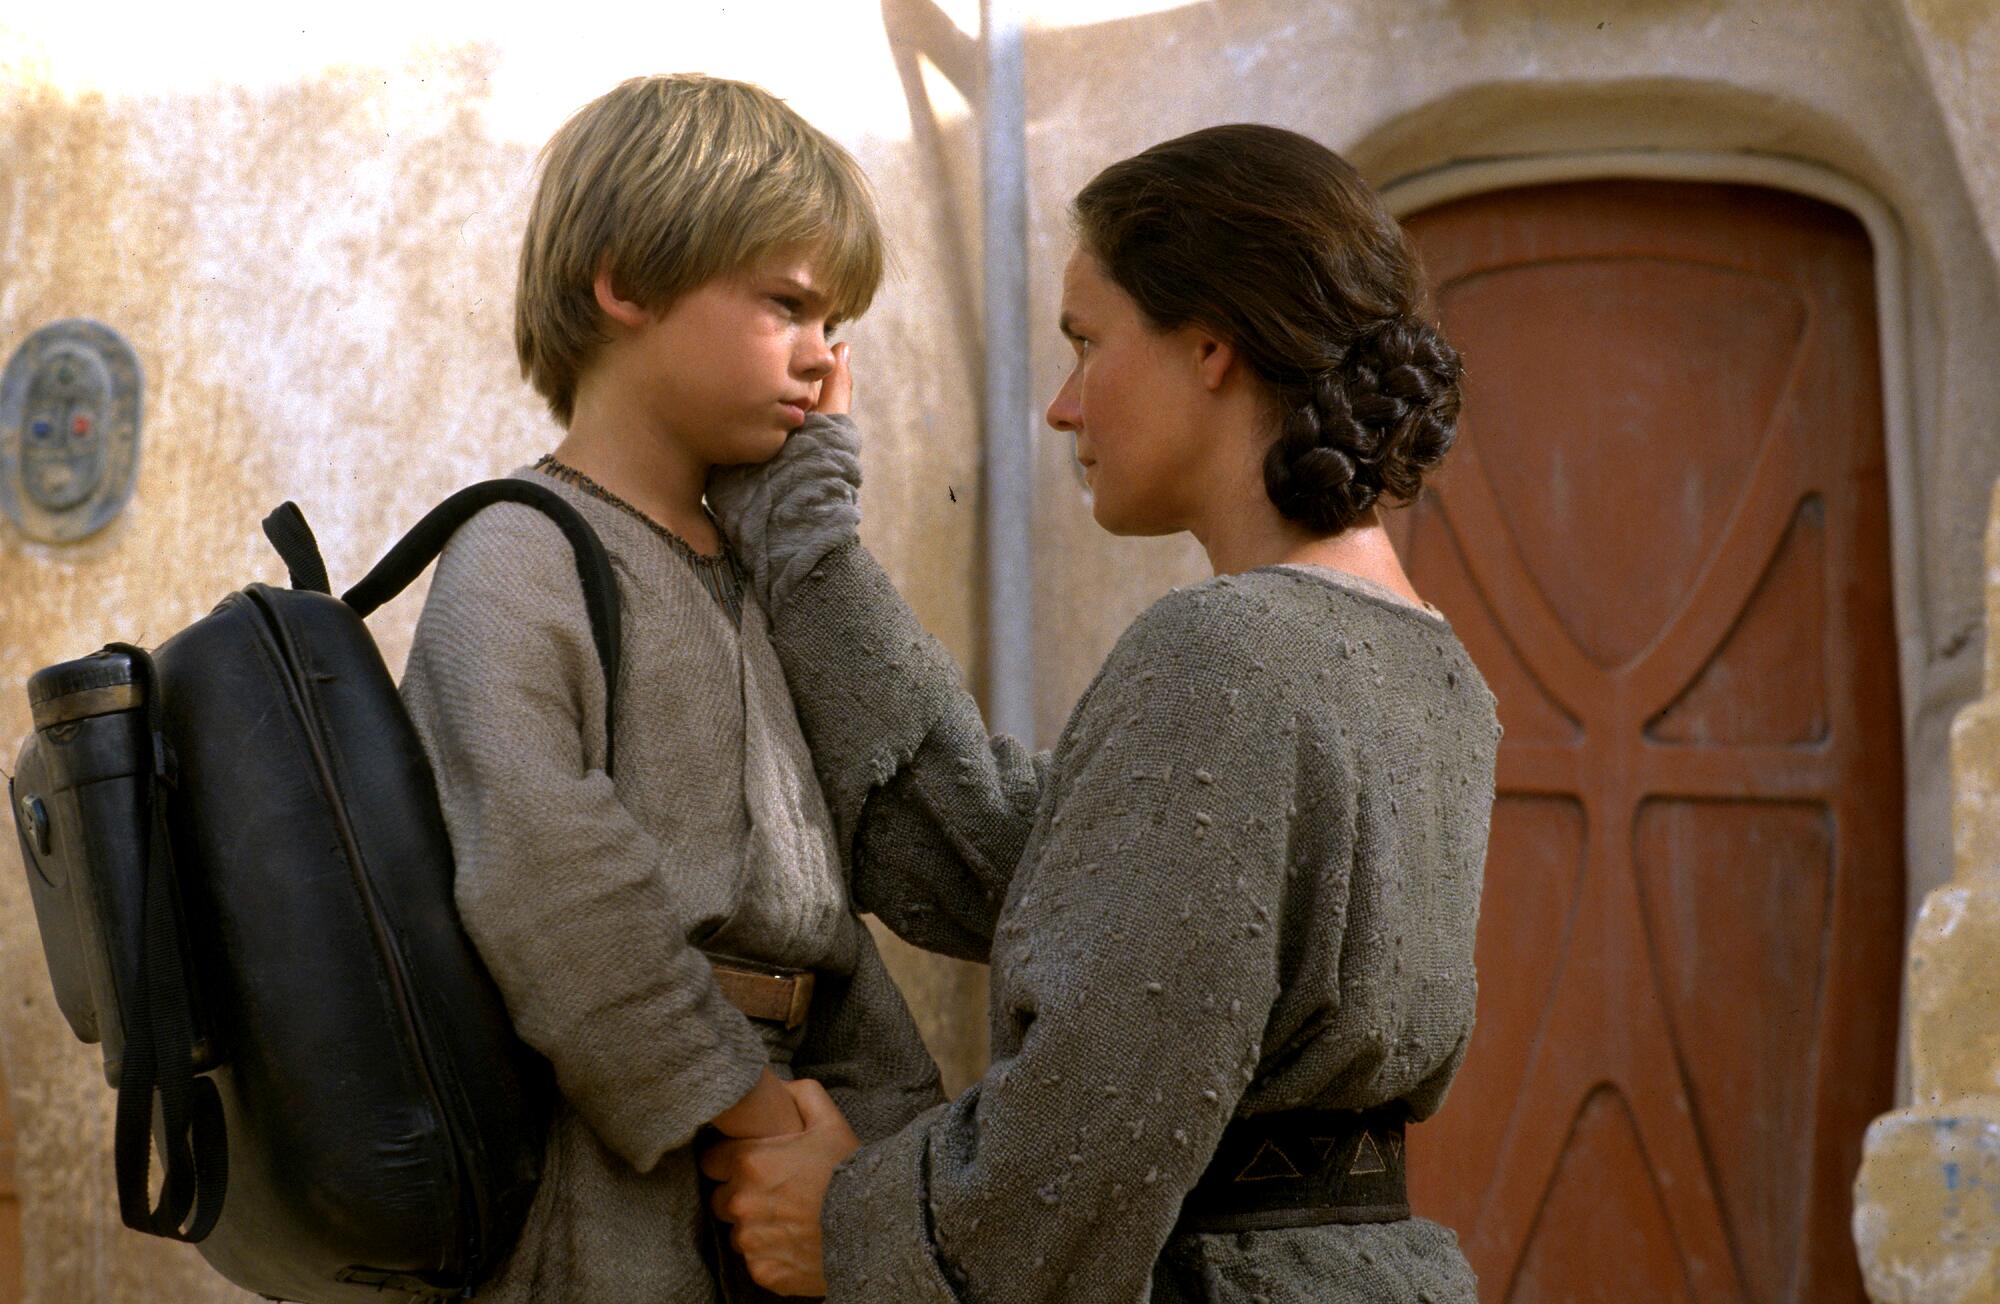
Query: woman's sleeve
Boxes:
[
  {"xmin": 710, "ymin": 415, "xmax": 1049, "ymax": 960},
  {"xmin": 771, "ymin": 537, "xmax": 1048, "ymax": 960},
  {"xmin": 818, "ymin": 587, "xmax": 1324, "ymax": 1303},
  {"xmin": 789, "ymin": 921, "xmax": 948, "ymax": 1145},
  {"xmin": 400, "ymin": 507, "xmax": 769, "ymax": 1171}
]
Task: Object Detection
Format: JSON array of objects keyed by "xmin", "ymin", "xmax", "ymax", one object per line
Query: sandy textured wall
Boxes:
[
  {"xmin": 0, "ymin": 21, "xmax": 985, "ymax": 1299},
  {"xmin": 1853, "ymin": 478, "xmax": 2000, "ymax": 1302},
  {"xmin": 1016, "ymin": 0, "xmax": 2000, "ymax": 929}
]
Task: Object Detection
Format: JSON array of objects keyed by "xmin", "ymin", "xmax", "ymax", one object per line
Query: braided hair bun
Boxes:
[
  {"xmin": 1072, "ymin": 124, "xmax": 1464, "ymax": 535},
  {"xmin": 1264, "ymin": 315, "xmax": 1462, "ymax": 534}
]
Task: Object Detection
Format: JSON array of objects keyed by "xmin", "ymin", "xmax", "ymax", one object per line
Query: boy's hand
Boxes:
[
  {"xmin": 700, "ymin": 1078, "xmax": 860, "ymax": 1297},
  {"xmin": 710, "ymin": 1066, "xmax": 807, "ymax": 1139},
  {"xmin": 811, "ymin": 342, "xmax": 853, "ymax": 417}
]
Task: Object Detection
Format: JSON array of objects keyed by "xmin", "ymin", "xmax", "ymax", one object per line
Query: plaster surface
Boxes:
[{"xmin": 1855, "ymin": 1107, "xmax": 2000, "ymax": 1304}]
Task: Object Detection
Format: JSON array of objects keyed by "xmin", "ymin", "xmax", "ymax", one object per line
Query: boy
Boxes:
[{"xmin": 399, "ymin": 74, "xmax": 942, "ymax": 1302}]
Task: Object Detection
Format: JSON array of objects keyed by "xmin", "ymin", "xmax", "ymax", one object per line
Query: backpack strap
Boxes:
[
  {"xmin": 260, "ymin": 502, "xmax": 332, "ymax": 595},
  {"xmin": 101, "ymin": 642, "xmax": 229, "ymax": 1243},
  {"xmin": 262, "ymin": 480, "xmax": 624, "ymax": 773}
]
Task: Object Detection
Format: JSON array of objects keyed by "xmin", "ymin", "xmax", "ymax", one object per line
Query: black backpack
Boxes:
[{"xmin": 8, "ymin": 480, "xmax": 620, "ymax": 1302}]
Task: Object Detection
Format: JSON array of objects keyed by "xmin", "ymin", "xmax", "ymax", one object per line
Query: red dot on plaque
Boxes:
[{"xmin": 72, "ymin": 414, "xmax": 93, "ymax": 436}]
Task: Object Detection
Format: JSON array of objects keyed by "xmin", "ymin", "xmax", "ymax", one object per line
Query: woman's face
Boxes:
[{"xmin": 1045, "ymin": 248, "xmax": 1223, "ymax": 536}]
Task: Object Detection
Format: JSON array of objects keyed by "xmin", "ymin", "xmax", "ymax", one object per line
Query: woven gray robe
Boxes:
[
  {"xmin": 711, "ymin": 415, "xmax": 1501, "ymax": 1303},
  {"xmin": 400, "ymin": 467, "xmax": 943, "ymax": 1303}
]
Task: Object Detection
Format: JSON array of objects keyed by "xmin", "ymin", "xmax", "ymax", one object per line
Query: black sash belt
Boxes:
[{"xmin": 1176, "ymin": 1105, "xmax": 1411, "ymax": 1233}]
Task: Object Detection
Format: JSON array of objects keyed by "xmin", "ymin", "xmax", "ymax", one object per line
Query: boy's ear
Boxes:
[{"xmin": 593, "ymin": 266, "xmax": 652, "ymax": 330}]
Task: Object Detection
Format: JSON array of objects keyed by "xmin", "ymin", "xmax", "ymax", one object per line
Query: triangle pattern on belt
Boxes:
[{"xmin": 1234, "ymin": 1139, "xmax": 1304, "ymax": 1183}]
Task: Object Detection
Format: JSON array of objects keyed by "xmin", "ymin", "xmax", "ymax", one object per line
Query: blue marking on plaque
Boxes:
[{"xmin": 1, "ymin": 320, "xmax": 143, "ymax": 543}]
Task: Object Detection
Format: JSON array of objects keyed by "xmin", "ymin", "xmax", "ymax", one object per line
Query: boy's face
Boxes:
[{"xmin": 628, "ymin": 246, "xmax": 843, "ymax": 467}]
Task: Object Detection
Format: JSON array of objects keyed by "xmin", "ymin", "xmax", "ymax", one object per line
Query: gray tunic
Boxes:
[
  {"xmin": 710, "ymin": 416, "xmax": 1501, "ymax": 1303},
  {"xmin": 399, "ymin": 465, "xmax": 943, "ymax": 1303}
]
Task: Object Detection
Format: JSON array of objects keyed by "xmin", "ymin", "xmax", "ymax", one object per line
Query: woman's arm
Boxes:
[
  {"xmin": 787, "ymin": 920, "xmax": 947, "ymax": 1144},
  {"xmin": 710, "ymin": 409, "xmax": 1049, "ymax": 959},
  {"xmin": 403, "ymin": 506, "xmax": 781, "ymax": 1165}
]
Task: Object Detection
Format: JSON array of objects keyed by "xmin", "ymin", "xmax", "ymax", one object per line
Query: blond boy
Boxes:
[{"xmin": 399, "ymin": 75, "xmax": 942, "ymax": 1302}]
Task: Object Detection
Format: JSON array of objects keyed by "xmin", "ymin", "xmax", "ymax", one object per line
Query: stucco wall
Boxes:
[{"xmin": 0, "ymin": 13, "xmax": 986, "ymax": 1298}]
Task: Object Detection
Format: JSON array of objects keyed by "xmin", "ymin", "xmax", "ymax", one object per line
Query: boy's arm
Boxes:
[
  {"xmin": 710, "ymin": 414, "xmax": 1048, "ymax": 960},
  {"xmin": 402, "ymin": 506, "xmax": 781, "ymax": 1169}
]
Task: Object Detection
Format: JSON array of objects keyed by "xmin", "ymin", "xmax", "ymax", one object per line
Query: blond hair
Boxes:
[{"xmin": 516, "ymin": 75, "xmax": 883, "ymax": 425}]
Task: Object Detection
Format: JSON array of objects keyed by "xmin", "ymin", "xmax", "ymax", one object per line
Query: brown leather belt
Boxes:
[{"xmin": 708, "ymin": 957, "xmax": 816, "ymax": 1030}]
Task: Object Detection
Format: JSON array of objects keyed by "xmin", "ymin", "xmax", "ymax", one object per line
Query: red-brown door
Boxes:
[{"xmin": 1395, "ymin": 180, "xmax": 1905, "ymax": 1302}]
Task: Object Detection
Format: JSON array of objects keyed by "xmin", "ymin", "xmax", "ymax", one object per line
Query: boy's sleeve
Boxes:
[{"xmin": 400, "ymin": 505, "xmax": 768, "ymax": 1172}]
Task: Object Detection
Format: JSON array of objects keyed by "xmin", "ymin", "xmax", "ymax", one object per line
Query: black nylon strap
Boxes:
[
  {"xmin": 336, "ymin": 480, "xmax": 624, "ymax": 774},
  {"xmin": 105, "ymin": 643, "xmax": 228, "ymax": 1242},
  {"xmin": 260, "ymin": 503, "xmax": 332, "ymax": 595}
]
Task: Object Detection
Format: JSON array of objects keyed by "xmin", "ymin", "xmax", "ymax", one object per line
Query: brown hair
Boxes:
[
  {"xmin": 516, "ymin": 74, "xmax": 883, "ymax": 425},
  {"xmin": 1071, "ymin": 124, "xmax": 1461, "ymax": 534}
]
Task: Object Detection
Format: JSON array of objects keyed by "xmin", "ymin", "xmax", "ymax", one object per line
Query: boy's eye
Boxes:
[
  {"xmin": 771, "ymin": 295, "xmax": 802, "ymax": 315},
  {"xmin": 826, "ymin": 318, "xmax": 845, "ymax": 341}
]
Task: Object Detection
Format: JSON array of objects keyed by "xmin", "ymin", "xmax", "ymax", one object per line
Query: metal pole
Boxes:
[{"xmin": 980, "ymin": 0, "xmax": 1035, "ymax": 747}]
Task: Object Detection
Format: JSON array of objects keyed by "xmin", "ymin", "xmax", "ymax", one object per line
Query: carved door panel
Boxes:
[{"xmin": 1394, "ymin": 180, "xmax": 1904, "ymax": 1302}]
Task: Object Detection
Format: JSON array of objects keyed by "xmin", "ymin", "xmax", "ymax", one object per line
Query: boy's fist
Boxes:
[{"xmin": 812, "ymin": 342, "xmax": 853, "ymax": 417}]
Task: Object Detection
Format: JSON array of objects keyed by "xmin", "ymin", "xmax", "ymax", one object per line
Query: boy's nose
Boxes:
[{"xmin": 798, "ymin": 333, "xmax": 836, "ymax": 381}]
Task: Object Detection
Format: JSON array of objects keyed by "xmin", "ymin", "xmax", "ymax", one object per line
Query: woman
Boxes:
[{"xmin": 702, "ymin": 123, "xmax": 1499, "ymax": 1302}]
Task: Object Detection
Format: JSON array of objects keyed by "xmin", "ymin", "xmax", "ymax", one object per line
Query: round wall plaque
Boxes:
[{"xmin": 1, "ymin": 319, "xmax": 143, "ymax": 544}]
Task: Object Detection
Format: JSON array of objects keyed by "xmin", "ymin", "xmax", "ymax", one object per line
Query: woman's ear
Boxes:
[
  {"xmin": 593, "ymin": 265, "xmax": 652, "ymax": 329},
  {"xmin": 1193, "ymin": 332, "xmax": 1238, "ymax": 392}
]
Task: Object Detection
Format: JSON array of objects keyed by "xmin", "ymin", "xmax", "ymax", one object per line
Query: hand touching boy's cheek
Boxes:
[
  {"xmin": 700, "ymin": 1078, "xmax": 861, "ymax": 1296},
  {"xmin": 811, "ymin": 343, "xmax": 853, "ymax": 416}
]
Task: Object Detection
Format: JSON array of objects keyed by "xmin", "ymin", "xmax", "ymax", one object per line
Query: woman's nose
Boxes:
[{"xmin": 1045, "ymin": 375, "xmax": 1080, "ymax": 432}]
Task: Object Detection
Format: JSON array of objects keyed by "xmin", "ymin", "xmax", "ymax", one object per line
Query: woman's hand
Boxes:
[
  {"xmin": 700, "ymin": 1078, "xmax": 861, "ymax": 1297},
  {"xmin": 705, "ymin": 354, "xmax": 864, "ymax": 619},
  {"xmin": 811, "ymin": 341, "xmax": 853, "ymax": 417}
]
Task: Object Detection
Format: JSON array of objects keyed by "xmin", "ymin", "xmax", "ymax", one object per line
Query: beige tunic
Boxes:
[{"xmin": 399, "ymin": 467, "xmax": 942, "ymax": 1303}]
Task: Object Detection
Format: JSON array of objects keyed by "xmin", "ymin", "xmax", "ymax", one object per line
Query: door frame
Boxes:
[{"xmin": 1379, "ymin": 153, "xmax": 1925, "ymax": 1094}]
